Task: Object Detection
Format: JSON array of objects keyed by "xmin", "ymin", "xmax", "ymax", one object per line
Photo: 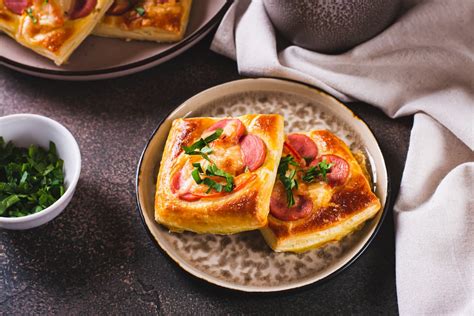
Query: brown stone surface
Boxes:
[{"xmin": 0, "ymin": 35, "xmax": 411, "ymax": 314}]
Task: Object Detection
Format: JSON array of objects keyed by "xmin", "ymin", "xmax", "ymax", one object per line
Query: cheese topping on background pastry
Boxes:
[
  {"xmin": 0, "ymin": 0, "xmax": 113, "ymax": 64},
  {"xmin": 93, "ymin": 0, "xmax": 192, "ymax": 42}
]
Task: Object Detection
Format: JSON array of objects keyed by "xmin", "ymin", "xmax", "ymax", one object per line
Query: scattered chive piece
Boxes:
[
  {"xmin": 203, "ymin": 129, "xmax": 223, "ymax": 143},
  {"xmin": 182, "ymin": 128, "xmax": 223, "ymax": 162},
  {"xmin": 0, "ymin": 137, "xmax": 65, "ymax": 217},
  {"xmin": 302, "ymin": 159, "xmax": 333, "ymax": 183},
  {"xmin": 277, "ymin": 155, "xmax": 300, "ymax": 207},
  {"xmin": 203, "ymin": 177, "xmax": 222, "ymax": 193},
  {"xmin": 135, "ymin": 7, "xmax": 145, "ymax": 16},
  {"xmin": 205, "ymin": 164, "xmax": 234, "ymax": 192},
  {"xmin": 192, "ymin": 162, "xmax": 203, "ymax": 173},
  {"xmin": 190, "ymin": 162, "xmax": 235, "ymax": 194},
  {"xmin": 183, "ymin": 129, "xmax": 235, "ymax": 194},
  {"xmin": 25, "ymin": 7, "xmax": 38, "ymax": 24}
]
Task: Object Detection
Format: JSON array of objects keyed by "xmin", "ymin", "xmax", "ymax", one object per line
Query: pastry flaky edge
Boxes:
[
  {"xmin": 0, "ymin": 0, "xmax": 114, "ymax": 65},
  {"xmin": 260, "ymin": 130, "xmax": 382, "ymax": 253},
  {"xmin": 155, "ymin": 114, "xmax": 285, "ymax": 235},
  {"xmin": 93, "ymin": 0, "xmax": 192, "ymax": 42}
]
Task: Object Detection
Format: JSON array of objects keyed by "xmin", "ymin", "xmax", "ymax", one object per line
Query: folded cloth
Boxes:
[{"xmin": 211, "ymin": 0, "xmax": 474, "ymax": 314}]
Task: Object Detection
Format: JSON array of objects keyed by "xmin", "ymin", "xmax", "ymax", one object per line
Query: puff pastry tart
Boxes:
[
  {"xmin": 155, "ymin": 114, "xmax": 285, "ymax": 234},
  {"xmin": 260, "ymin": 130, "xmax": 381, "ymax": 253},
  {"xmin": 93, "ymin": 0, "xmax": 192, "ymax": 42},
  {"xmin": 0, "ymin": 0, "xmax": 113, "ymax": 65}
]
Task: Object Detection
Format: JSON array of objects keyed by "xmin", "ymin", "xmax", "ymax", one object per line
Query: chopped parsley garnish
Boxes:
[
  {"xmin": 26, "ymin": 7, "xmax": 38, "ymax": 24},
  {"xmin": 276, "ymin": 156, "xmax": 334, "ymax": 207},
  {"xmin": 0, "ymin": 137, "xmax": 65, "ymax": 218},
  {"xmin": 182, "ymin": 128, "xmax": 223, "ymax": 162},
  {"xmin": 205, "ymin": 164, "xmax": 234, "ymax": 192},
  {"xmin": 190, "ymin": 162, "xmax": 234, "ymax": 194},
  {"xmin": 277, "ymin": 155, "xmax": 300, "ymax": 207},
  {"xmin": 183, "ymin": 129, "xmax": 235, "ymax": 195},
  {"xmin": 135, "ymin": 7, "xmax": 146, "ymax": 16},
  {"xmin": 302, "ymin": 159, "xmax": 333, "ymax": 183}
]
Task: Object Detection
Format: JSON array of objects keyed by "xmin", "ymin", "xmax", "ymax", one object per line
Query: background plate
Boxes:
[
  {"xmin": 136, "ymin": 78, "xmax": 390, "ymax": 292},
  {"xmin": 0, "ymin": 0, "xmax": 231, "ymax": 80}
]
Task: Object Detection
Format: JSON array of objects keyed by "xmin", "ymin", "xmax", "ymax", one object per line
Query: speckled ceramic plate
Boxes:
[
  {"xmin": 136, "ymin": 78, "xmax": 389, "ymax": 292},
  {"xmin": 0, "ymin": 0, "xmax": 231, "ymax": 81}
]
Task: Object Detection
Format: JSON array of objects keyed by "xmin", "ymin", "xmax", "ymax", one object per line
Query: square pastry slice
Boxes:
[
  {"xmin": 155, "ymin": 114, "xmax": 285, "ymax": 234},
  {"xmin": 93, "ymin": 0, "xmax": 192, "ymax": 42},
  {"xmin": 260, "ymin": 130, "xmax": 381, "ymax": 252},
  {"xmin": 0, "ymin": 0, "xmax": 113, "ymax": 65}
]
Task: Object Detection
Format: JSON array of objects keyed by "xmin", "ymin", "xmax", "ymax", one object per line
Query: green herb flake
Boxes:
[
  {"xmin": 189, "ymin": 160, "xmax": 235, "ymax": 194},
  {"xmin": 135, "ymin": 7, "xmax": 146, "ymax": 16},
  {"xmin": 205, "ymin": 164, "xmax": 234, "ymax": 192},
  {"xmin": 182, "ymin": 128, "xmax": 223, "ymax": 162},
  {"xmin": 0, "ymin": 137, "xmax": 65, "ymax": 218},
  {"xmin": 302, "ymin": 159, "xmax": 333, "ymax": 183},
  {"xmin": 26, "ymin": 7, "xmax": 38, "ymax": 24},
  {"xmin": 202, "ymin": 177, "xmax": 223, "ymax": 193},
  {"xmin": 277, "ymin": 155, "xmax": 300, "ymax": 208},
  {"xmin": 191, "ymin": 168, "xmax": 202, "ymax": 184}
]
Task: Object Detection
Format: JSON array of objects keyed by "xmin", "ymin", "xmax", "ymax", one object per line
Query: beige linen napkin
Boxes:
[{"xmin": 210, "ymin": 0, "xmax": 474, "ymax": 314}]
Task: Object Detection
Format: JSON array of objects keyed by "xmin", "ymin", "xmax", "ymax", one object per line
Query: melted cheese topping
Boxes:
[
  {"xmin": 176, "ymin": 143, "xmax": 246, "ymax": 197},
  {"xmin": 16, "ymin": 0, "xmax": 71, "ymax": 52},
  {"xmin": 209, "ymin": 144, "xmax": 246, "ymax": 176},
  {"xmin": 101, "ymin": 0, "xmax": 183, "ymax": 32}
]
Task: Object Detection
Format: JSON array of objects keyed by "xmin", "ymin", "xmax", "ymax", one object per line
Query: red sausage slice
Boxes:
[
  {"xmin": 106, "ymin": 0, "xmax": 136, "ymax": 15},
  {"xmin": 240, "ymin": 134, "xmax": 266, "ymax": 171},
  {"xmin": 284, "ymin": 141, "xmax": 305, "ymax": 166},
  {"xmin": 206, "ymin": 119, "xmax": 246, "ymax": 142},
  {"xmin": 170, "ymin": 170, "xmax": 201, "ymax": 202},
  {"xmin": 179, "ymin": 192, "xmax": 201, "ymax": 202},
  {"xmin": 4, "ymin": 0, "xmax": 29, "ymax": 15},
  {"xmin": 270, "ymin": 183, "xmax": 313, "ymax": 221},
  {"xmin": 69, "ymin": 0, "xmax": 97, "ymax": 20},
  {"xmin": 311, "ymin": 154, "xmax": 350, "ymax": 186},
  {"xmin": 287, "ymin": 134, "xmax": 318, "ymax": 161}
]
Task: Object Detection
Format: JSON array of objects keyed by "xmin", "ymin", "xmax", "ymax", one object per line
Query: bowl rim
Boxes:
[
  {"xmin": 0, "ymin": 113, "xmax": 82, "ymax": 223},
  {"xmin": 135, "ymin": 77, "xmax": 391, "ymax": 292},
  {"xmin": 0, "ymin": 0, "xmax": 233, "ymax": 78}
]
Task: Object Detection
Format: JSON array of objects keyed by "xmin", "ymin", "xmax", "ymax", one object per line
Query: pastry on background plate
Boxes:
[
  {"xmin": 260, "ymin": 130, "xmax": 381, "ymax": 253},
  {"xmin": 93, "ymin": 0, "xmax": 192, "ymax": 42},
  {"xmin": 155, "ymin": 114, "xmax": 284, "ymax": 234},
  {"xmin": 0, "ymin": 0, "xmax": 113, "ymax": 65}
]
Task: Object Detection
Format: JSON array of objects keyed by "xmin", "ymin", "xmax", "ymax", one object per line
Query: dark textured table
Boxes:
[{"xmin": 0, "ymin": 34, "xmax": 412, "ymax": 315}]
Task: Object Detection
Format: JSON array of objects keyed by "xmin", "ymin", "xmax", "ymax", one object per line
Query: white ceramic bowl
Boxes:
[{"xmin": 0, "ymin": 114, "xmax": 81, "ymax": 230}]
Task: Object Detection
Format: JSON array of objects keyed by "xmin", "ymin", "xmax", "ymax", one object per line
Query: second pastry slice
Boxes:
[
  {"xmin": 93, "ymin": 0, "xmax": 192, "ymax": 42},
  {"xmin": 155, "ymin": 114, "xmax": 284, "ymax": 234},
  {"xmin": 0, "ymin": 0, "xmax": 113, "ymax": 65},
  {"xmin": 260, "ymin": 130, "xmax": 381, "ymax": 252}
]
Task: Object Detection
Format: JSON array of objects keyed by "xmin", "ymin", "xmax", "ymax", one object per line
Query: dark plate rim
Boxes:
[
  {"xmin": 134, "ymin": 77, "xmax": 392, "ymax": 292},
  {"xmin": 0, "ymin": 0, "xmax": 233, "ymax": 77}
]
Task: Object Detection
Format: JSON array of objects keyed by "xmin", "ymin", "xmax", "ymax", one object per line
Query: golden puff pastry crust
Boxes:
[
  {"xmin": 0, "ymin": 0, "xmax": 113, "ymax": 65},
  {"xmin": 260, "ymin": 130, "xmax": 381, "ymax": 253},
  {"xmin": 93, "ymin": 0, "xmax": 192, "ymax": 42},
  {"xmin": 155, "ymin": 114, "xmax": 285, "ymax": 234}
]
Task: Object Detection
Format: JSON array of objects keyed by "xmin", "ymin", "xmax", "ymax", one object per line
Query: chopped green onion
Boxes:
[
  {"xmin": 276, "ymin": 155, "xmax": 300, "ymax": 207},
  {"xmin": 182, "ymin": 128, "xmax": 223, "ymax": 162},
  {"xmin": 25, "ymin": 7, "xmax": 38, "ymax": 24},
  {"xmin": 302, "ymin": 159, "xmax": 333, "ymax": 183},
  {"xmin": 0, "ymin": 137, "xmax": 65, "ymax": 217},
  {"xmin": 135, "ymin": 7, "xmax": 145, "ymax": 16}
]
